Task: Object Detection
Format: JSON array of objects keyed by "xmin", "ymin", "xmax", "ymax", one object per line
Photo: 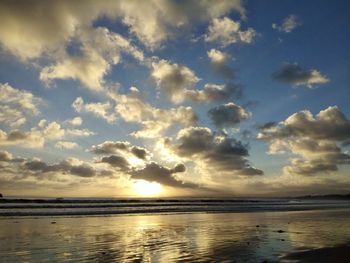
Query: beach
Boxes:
[{"xmin": 1, "ymin": 205, "xmax": 350, "ymax": 262}]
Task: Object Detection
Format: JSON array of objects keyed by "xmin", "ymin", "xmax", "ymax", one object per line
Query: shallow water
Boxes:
[{"xmin": 1, "ymin": 209, "xmax": 350, "ymax": 262}]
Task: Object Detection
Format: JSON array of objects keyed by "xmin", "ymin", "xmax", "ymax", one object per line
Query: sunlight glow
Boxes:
[{"xmin": 133, "ymin": 180, "xmax": 163, "ymax": 197}]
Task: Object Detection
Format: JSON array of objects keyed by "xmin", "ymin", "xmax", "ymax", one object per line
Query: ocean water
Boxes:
[
  {"xmin": 0, "ymin": 199, "xmax": 350, "ymax": 262},
  {"xmin": 0, "ymin": 198, "xmax": 349, "ymax": 217}
]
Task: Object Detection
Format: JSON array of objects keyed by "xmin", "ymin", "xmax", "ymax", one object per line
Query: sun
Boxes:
[{"xmin": 133, "ymin": 180, "xmax": 163, "ymax": 197}]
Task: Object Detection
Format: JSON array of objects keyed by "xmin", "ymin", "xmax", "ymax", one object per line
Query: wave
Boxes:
[{"xmin": 0, "ymin": 198, "xmax": 349, "ymax": 217}]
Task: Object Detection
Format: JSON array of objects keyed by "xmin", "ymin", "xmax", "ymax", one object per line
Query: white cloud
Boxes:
[
  {"xmin": 207, "ymin": 49, "xmax": 228, "ymax": 64},
  {"xmin": 207, "ymin": 49, "xmax": 235, "ymax": 79},
  {"xmin": 40, "ymin": 27, "xmax": 144, "ymax": 91},
  {"xmin": 65, "ymin": 117, "xmax": 82, "ymax": 126},
  {"xmin": 0, "ymin": 83, "xmax": 41, "ymax": 127},
  {"xmin": 66, "ymin": 128, "xmax": 96, "ymax": 137},
  {"xmin": 151, "ymin": 59, "xmax": 200, "ymax": 104},
  {"xmin": 0, "ymin": 120, "xmax": 64, "ymax": 148},
  {"xmin": 272, "ymin": 15, "xmax": 301, "ymax": 33},
  {"xmin": 72, "ymin": 97, "xmax": 117, "ymax": 123},
  {"xmin": 108, "ymin": 87, "xmax": 197, "ymax": 138},
  {"xmin": 0, "ymin": 1, "xmax": 244, "ymax": 91},
  {"xmin": 204, "ymin": 17, "xmax": 256, "ymax": 47},
  {"xmin": 55, "ymin": 141, "xmax": 79, "ymax": 150},
  {"xmin": 258, "ymin": 106, "xmax": 350, "ymax": 176}
]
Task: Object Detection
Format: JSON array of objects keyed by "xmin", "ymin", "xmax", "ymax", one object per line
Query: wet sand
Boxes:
[
  {"xmin": 0, "ymin": 208, "xmax": 349, "ymax": 262},
  {"xmin": 282, "ymin": 242, "xmax": 350, "ymax": 263}
]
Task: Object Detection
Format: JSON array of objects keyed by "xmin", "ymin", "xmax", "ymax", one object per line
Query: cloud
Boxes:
[
  {"xmin": 65, "ymin": 117, "xmax": 82, "ymax": 126},
  {"xmin": 272, "ymin": 15, "xmax": 301, "ymax": 33},
  {"xmin": 151, "ymin": 59, "xmax": 200, "ymax": 104},
  {"xmin": 40, "ymin": 45, "xmax": 110, "ymax": 91},
  {"xmin": 0, "ymin": 83, "xmax": 41, "ymax": 127},
  {"xmin": 151, "ymin": 60, "xmax": 241, "ymax": 104},
  {"xmin": 0, "ymin": 150, "xmax": 13, "ymax": 162},
  {"xmin": 100, "ymin": 155, "xmax": 130, "ymax": 170},
  {"xmin": 0, "ymin": 150, "xmax": 25, "ymax": 163},
  {"xmin": 0, "ymin": 120, "xmax": 64, "ymax": 148},
  {"xmin": 91, "ymin": 140, "xmax": 150, "ymax": 160},
  {"xmin": 72, "ymin": 97, "xmax": 117, "ymax": 123},
  {"xmin": 0, "ymin": 1, "xmax": 244, "ymax": 91},
  {"xmin": 272, "ymin": 63, "xmax": 329, "ymax": 87},
  {"xmin": 130, "ymin": 162, "xmax": 197, "ymax": 188},
  {"xmin": 208, "ymin": 102, "xmax": 250, "ymax": 128},
  {"xmin": 113, "ymin": 0, "xmax": 245, "ymax": 49},
  {"xmin": 0, "ymin": 0, "xmax": 244, "ymax": 54},
  {"xmin": 184, "ymin": 83, "xmax": 242, "ymax": 103},
  {"xmin": 166, "ymin": 126, "xmax": 263, "ymax": 176},
  {"xmin": 207, "ymin": 49, "xmax": 234, "ymax": 79},
  {"xmin": 0, "ymin": 119, "xmax": 94, "ymax": 148},
  {"xmin": 70, "ymin": 164, "xmax": 96, "ymax": 177},
  {"xmin": 66, "ymin": 128, "xmax": 96, "ymax": 137},
  {"xmin": 41, "ymin": 121, "xmax": 65, "ymax": 140},
  {"xmin": 23, "ymin": 158, "xmax": 97, "ymax": 177},
  {"xmin": 204, "ymin": 17, "xmax": 256, "ymax": 47},
  {"xmin": 91, "ymin": 139, "xmax": 200, "ymax": 188},
  {"xmin": 55, "ymin": 141, "xmax": 79, "ymax": 150},
  {"xmin": 258, "ymin": 106, "xmax": 350, "ymax": 175},
  {"xmin": 108, "ymin": 87, "xmax": 197, "ymax": 138},
  {"xmin": 40, "ymin": 27, "xmax": 144, "ymax": 91}
]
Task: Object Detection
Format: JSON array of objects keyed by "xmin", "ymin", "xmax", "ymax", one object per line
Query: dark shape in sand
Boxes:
[{"xmin": 282, "ymin": 242, "xmax": 350, "ymax": 263}]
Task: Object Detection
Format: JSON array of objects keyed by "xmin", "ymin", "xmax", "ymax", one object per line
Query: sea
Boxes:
[
  {"xmin": 1, "ymin": 198, "xmax": 350, "ymax": 262},
  {"xmin": 1, "ymin": 197, "xmax": 350, "ymax": 217}
]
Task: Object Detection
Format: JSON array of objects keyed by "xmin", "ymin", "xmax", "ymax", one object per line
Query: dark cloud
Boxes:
[
  {"xmin": 7, "ymin": 130, "xmax": 28, "ymax": 141},
  {"xmin": 168, "ymin": 127, "xmax": 263, "ymax": 176},
  {"xmin": 272, "ymin": 63, "xmax": 329, "ymax": 87},
  {"xmin": 130, "ymin": 162, "xmax": 196, "ymax": 188},
  {"xmin": 151, "ymin": 59, "xmax": 199, "ymax": 104},
  {"xmin": 174, "ymin": 127, "xmax": 214, "ymax": 156},
  {"xmin": 91, "ymin": 141, "xmax": 129, "ymax": 154},
  {"xmin": 257, "ymin": 121, "xmax": 277, "ymax": 130},
  {"xmin": 70, "ymin": 164, "xmax": 96, "ymax": 177},
  {"xmin": 258, "ymin": 106, "xmax": 350, "ymax": 176},
  {"xmin": 91, "ymin": 140, "xmax": 150, "ymax": 160},
  {"xmin": 208, "ymin": 102, "xmax": 250, "ymax": 128},
  {"xmin": 100, "ymin": 155, "xmax": 130, "ymax": 170},
  {"xmin": 23, "ymin": 159, "xmax": 98, "ymax": 177},
  {"xmin": 185, "ymin": 83, "xmax": 242, "ymax": 103},
  {"xmin": 24, "ymin": 160, "xmax": 48, "ymax": 171},
  {"xmin": 130, "ymin": 146, "xmax": 148, "ymax": 159}
]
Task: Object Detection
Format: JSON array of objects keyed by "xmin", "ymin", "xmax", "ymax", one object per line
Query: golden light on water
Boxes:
[{"xmin": 133, "ymin": 180, "xmax": 163, "ymax": 197}]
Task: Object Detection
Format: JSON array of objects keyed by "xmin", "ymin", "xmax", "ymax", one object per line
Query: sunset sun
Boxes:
[{"xmin": 133, "ymin": 180, "xmax": 163, "ymax": 197}]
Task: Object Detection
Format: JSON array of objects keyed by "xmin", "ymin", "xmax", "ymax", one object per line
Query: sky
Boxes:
[{"xmin": 0, "ymin": 0, "xmax": 350, "ymax": 198}]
